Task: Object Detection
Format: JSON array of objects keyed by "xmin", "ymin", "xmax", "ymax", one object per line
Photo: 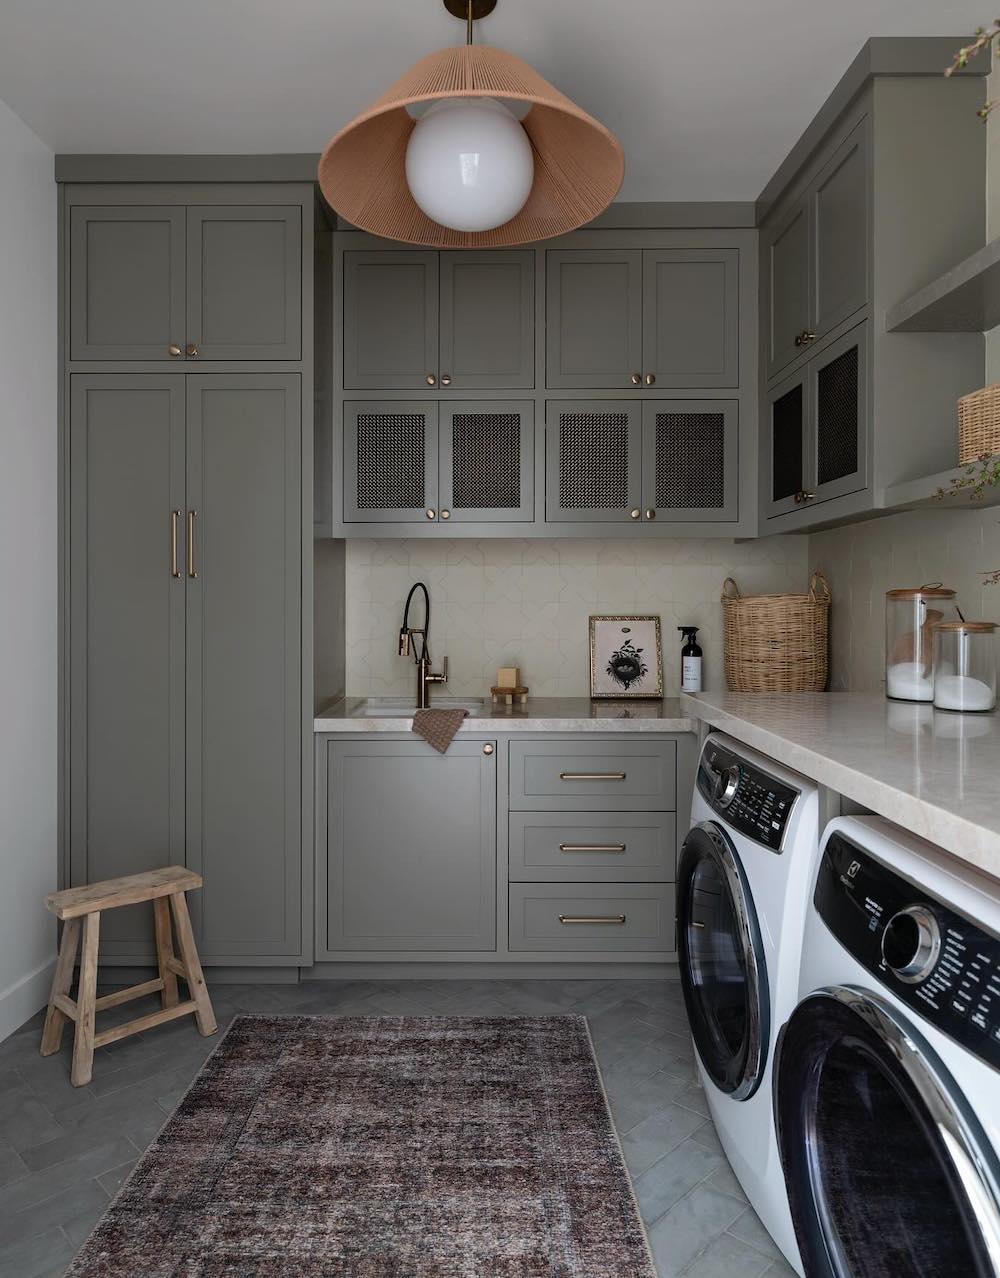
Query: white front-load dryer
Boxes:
[
  {"xmin": 678, "ymin": 732, "xmax": 819, "ymax": 1275},
  {"xmin": 776, "ymin": 816, "xmax": 1000, "ymax": 1278}
]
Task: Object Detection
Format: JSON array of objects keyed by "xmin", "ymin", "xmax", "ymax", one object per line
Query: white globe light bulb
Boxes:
[{"xmin": 405, "ymin": 97, "xmax": 534, "ymax": 233}]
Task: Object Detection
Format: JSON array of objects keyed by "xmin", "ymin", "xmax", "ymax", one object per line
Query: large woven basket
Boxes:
[
  {"xmin": 722, "ymin": 572, "xmax": 831, "ymax": 692},
  {"xmin": 958, "ymin": 383, "xmax": 1000, "ymax": 464}
]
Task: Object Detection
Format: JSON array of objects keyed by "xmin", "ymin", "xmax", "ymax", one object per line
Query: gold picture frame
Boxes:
[{"xmin": 589, "ymin": 615, "xmax": 663, "ymax": 700}]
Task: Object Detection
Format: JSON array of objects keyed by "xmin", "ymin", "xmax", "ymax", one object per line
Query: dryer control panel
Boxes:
[
  {"xmin": 696, "ymin": 741, "xmax": 798, "ymax": 851},
  {"xmin": 818, "ymin": 833, "xmax": 1000, "ymax": 1071}
]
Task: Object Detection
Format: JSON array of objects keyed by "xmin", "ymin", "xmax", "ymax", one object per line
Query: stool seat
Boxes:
[
  {"xmin": 41, "ymin": 865, "xmax": 216, "ymax": 1086},
  {"xmin": 45, "ymin": 866, "xmax": 202, "ymax": 920}
]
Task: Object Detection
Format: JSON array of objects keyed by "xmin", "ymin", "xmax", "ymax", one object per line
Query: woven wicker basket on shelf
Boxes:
[
  {"xmin": 958, "ymin": 384, "xmax": 1000, "ymax": 464},
  {"xmin": 722, "ymin": 572, "xmax": 831, "ymax": 693}
]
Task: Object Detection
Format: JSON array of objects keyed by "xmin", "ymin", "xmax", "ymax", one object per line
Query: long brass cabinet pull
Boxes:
[
  {"xmin": 559, "ymin": 914, "xmax": 627, "ymax": 925},
  {"xmin": 187, "ymin": 510, "xmax": 198, "ymax": 579},
  {"xmin": 559, "ymin": 843, "xmax": 626, "ymax": 853},
  {"xmin": 559, "ymin": 771, "xmax": 626, "ymax": 782},
  {"xmin": 170, "ymin": 510, "xmax": 181, "ymax": 578}
]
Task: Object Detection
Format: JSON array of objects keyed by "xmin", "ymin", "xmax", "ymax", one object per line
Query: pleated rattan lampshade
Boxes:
[{"xmin": 318, "ymin": 43, "xmax": 625, "ymax": 247}]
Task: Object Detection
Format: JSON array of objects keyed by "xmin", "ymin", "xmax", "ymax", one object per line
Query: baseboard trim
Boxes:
[
  {"xmin": 0, "ymin": 955, "xmax": 55, "ymax": 1041},
  {"xmin": 303, "ymin": 960, "xmax": 680, "ymax": 981}
]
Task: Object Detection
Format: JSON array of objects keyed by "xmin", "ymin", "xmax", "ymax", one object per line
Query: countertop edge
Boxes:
[
  {"xmin": 313, "ymin": 715, "xmax": 698, "ymax": 734},
  {"xmin": 681, "ymin": 693, "xmax": 1000, "ymax": 884}
]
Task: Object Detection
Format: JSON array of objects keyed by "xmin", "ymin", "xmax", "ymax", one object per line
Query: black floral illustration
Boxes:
[{"xmin": 606, "ymin": 636, "xmax": 648, "ymax": 690}]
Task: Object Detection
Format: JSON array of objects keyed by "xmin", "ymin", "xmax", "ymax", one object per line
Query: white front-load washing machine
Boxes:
[
  {"xmin": 776, "ymin": 815, "xmax": 1000, "ymax": 1278},
  {"xmin": 677, "ymin": 732, "xmax": 819, "ymax": 1275}
]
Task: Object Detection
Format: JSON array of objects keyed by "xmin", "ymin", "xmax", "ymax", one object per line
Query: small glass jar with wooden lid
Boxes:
[
  {"xmin": 885, "ymin": 584, "xmax": 959, "ymax": 702},
  {"xmin": 932, "ymin": 621, "xmax": 998, "ymax": 713}
]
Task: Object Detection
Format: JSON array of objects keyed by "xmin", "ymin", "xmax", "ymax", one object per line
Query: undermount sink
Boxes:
[{"xmin": 351, "ymin": 697, "xmax": 485, "ymax": 718}]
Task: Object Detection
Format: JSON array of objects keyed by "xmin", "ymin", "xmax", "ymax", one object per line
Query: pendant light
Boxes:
[{"xmin": 318, "ymin": 0, "xmax": 625, "ymax": 248}]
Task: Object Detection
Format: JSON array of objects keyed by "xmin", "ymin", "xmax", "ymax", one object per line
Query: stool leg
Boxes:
[
  {"xmin": 71, "ymin": 913, "xmax": 100, "ymax": 1087},
  {"xmin": 169, "ymin": 892, "xmax": 217, "ymax": 1036},
  {"xmin": 40, "ymin": 918, "xmax": 81, "ymax": 1057},
  {"xmin": 153, "ymin": 897, "xmax": 179, "ymax": 1009}
]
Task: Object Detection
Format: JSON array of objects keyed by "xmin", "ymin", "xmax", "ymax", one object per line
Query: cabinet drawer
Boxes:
[
  {"xmin": 509, "ymin": 739, "xmax": 676, "ymax": 811},
  {"xmin": 509, "ymin": 811, "xmax": 676, "ymax": 881},
  {"xmin": 509, "ymin": 884, "xmax": 676, "ymax": 953}
]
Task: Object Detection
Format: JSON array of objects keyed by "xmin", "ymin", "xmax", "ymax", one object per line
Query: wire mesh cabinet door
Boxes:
[
  {"xmin": 544, "ymin": 400, "xmax": 643, "ymax": 523},
  {"xmin": 764, "ymin": 370, "xmax": 809, "ymax": 520},
  {"xmin": 439, "ymin": 402, "xmax": 534, "ymax": 523},
  {"xmin": 809, "ymin": 320, "xmax": 868, "ymax": 505},
  {"xmin": 343, "ymin": 401, "xmax": 439, "ymax": 523},
  {"xmin": 641, "ymin": 401, "xmax": 738, "ymax": 524}
]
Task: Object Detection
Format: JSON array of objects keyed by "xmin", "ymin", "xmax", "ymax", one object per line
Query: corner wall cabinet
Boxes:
[
  {"xmin": 70, "ymin": 204, "xmax": 302, "ymax": 362},
  {"xmin": 546, "ymin": 399, "xmax": 738, "ymax": 524},
  {"xmin": 344, "ymin": 400, "xmax": 535, "ymax": 523},
  {"xmin": 547, "ymin": 248, "xmax": 739, "ymax": 390},
  {"xmin": 343, "ymin": 249, "xmax": 534, "ymax": 390}
]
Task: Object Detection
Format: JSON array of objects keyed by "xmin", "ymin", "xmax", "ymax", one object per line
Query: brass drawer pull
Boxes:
[
  {"xmin": 559, "ymin": 914, "xmax": 627, "ymax": 925},
  {"xmin": 187, "ymin": 510, "xmax": 198, "ymax": 579},
  {"xmin": 170, "ymin": 510, "xmax": 181, "ymax": 579},
  {"xmin": 559, "ymin": 843, "xmax": 626, "ymax": 853},
  {"xmin": 559, "ymin": 771, "xmax": 626, "ymax": 781}
]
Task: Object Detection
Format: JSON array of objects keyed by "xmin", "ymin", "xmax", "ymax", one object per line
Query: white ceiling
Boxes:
[{"xmin": 0, "ymin": 0, "xmax": 990, "ymax": 200}]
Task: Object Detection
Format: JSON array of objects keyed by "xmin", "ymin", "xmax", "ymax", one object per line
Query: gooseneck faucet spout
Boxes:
[{"xmin": 398, "ymin": 581, "xmax": 449, "ymax": 709}]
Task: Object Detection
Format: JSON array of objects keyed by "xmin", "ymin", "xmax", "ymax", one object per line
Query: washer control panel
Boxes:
[
  {"xmin": 817, "ymin": 833, "xmax": 1000, "ymax": 1071},
  {"xmin": 696, "ymin": 741, "xmax": 798, "ymax": 851}
]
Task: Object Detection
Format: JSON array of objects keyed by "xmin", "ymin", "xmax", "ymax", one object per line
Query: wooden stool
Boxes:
[{"xmin": 41, "ymin": 866, "xmax": 217, "ymax": 1087}]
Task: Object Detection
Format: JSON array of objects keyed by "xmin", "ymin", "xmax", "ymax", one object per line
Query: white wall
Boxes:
[
  {"xmin": 0, "ymin": 100, "xmax": 57, "ymax": 1040},
  {"xmin": 346, "ymin": 536, "xmax": 810, "ymax": 699}
]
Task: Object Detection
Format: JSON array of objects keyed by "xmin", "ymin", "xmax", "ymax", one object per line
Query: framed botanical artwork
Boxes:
[{"xmin": 589, "ymin": 615, "xmax": 663, "ymax": 700}]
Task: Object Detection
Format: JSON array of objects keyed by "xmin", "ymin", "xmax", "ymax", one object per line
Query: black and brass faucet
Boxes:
[{"xmin": 398, "ymin": 581, "xmax": 449, "ymax": 709}]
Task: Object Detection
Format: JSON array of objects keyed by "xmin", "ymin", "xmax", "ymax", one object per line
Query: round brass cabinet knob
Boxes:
[
  {"xmin": 794, "ymin": 331, "xmax": 817, "ymax": 348},
  {"xmin": 801, "ymin": 491, "xmax": 816, "ymax": 502},
  {"xmin": 440, "ymin": 374, "xmax": 452, "ymax": 386},
  {"xmin": 630, "ymin": 509, "xmax": 641, "ymax": 520},
  {"xmin": 426, "ymin": 374, "xmax": 437, "ymax": 386},
  {"xmin": 645, "ymin": 508, "xmax": 656, "ymax": 520},
  {"xmin": 630, "ymin": 372, "xmax": 642, "ymax": 386},
  {"xmin": 426, "ymin": 508, "xmax": 437, "ymax": 520},
  {"xmin": 645, "ymin": 372, "xmax": 656, "ymax": 386},
  {"xmin": 440, "ymin": 509, "xmax": 451, "ymax": 520},
  {"xmin": 168, "ymin": 344, "xmax": 182, "ymax": 357},
  {"xmin": 482, "ymin": 744, "xmax": 494, "ymax": 755},
  {"xmin": 185, "ymin": 343, "xmax": 199, "ymax": 357}
]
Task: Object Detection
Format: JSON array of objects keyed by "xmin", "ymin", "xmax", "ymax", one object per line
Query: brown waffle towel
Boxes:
[{"xmin": 412, "ymin": 708, "xmax": 468, "ymax": 753}]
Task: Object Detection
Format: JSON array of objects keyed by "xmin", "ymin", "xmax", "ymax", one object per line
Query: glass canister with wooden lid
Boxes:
[
  {"xmin": 933, "ymin": 621, "xmax": 998, "ymax": 712},
  {"xmin": 885, "ymin": 584, "xmax": 959, "ymax": 702}
]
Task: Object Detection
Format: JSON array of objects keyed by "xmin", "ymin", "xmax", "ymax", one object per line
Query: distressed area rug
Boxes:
[{"xmin": 67, "ymin": 1014, "xmax": 655, "ymax": 1277}]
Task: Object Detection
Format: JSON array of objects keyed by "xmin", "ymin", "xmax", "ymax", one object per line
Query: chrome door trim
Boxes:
[
  {"xmin": 777, "ymin": 985, "xmax": 1000, "ymax": 1278},
  {"xmin": 678, "ymin": 820, "xmax": 768, "ymax": 1101}
]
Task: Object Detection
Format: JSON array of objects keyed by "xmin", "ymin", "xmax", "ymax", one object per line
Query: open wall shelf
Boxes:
[
  {"xmin": 881, "ymin": 456, "xmax": 1000, "ymax": 511},
  {"xmin": 886, "ymin": 238, "xmax": 1000, "ymax": 333}
]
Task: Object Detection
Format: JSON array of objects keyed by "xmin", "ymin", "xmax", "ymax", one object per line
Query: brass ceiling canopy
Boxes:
[{"xmin": 318, "ymin": 0, "xmax": 624, "ymax": 248}]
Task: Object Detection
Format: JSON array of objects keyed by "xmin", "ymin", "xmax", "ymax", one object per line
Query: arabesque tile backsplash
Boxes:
[{"xmin": 345, "ymin": 537, "xmax": 810, "ymax": 699}]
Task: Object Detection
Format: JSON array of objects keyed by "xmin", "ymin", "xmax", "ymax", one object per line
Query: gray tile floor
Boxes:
[{"xmin": 0, "ymin": 978, "xmax": 797, "ymax": 1278}]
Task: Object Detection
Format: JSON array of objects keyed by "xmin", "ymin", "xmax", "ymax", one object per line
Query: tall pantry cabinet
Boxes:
[{"xmin": 62, "ymin": 182, "xmax": 320, "ymax": 968}]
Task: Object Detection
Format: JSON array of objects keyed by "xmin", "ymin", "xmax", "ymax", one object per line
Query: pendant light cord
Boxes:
[{"xmin": 467, "ymin": 0, "xmax": 473, "ymax": 45}]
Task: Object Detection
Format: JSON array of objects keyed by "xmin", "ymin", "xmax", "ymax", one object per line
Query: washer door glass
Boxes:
[
  {"xmin": 677, "ymin": 822, "xmax": 769, "ymax": 1100},
  {"xmin": 776, "ymin": 988, "xmax": 1000, "ymax": 1278}
]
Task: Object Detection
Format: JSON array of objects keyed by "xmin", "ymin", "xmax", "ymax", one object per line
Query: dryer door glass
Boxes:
[
  {"xmin": 677, "ymin": 822, "xmax": 769, "ymax": 1100},
  {"xmin": 776, "ymin": 988, "xmax": 1000, "ymax": 1278}
]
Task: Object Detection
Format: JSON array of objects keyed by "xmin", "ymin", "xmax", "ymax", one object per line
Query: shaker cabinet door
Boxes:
[
  {"xmin": 184, "ymin": 375, "xmax": 302, "ymax": 957},
  {"xmin": 810, "ymin": 322, "xmax": 868, "ymax": 504},
  {"xmin": 642, "ymin": 400, "xmax": 738, "ymax": 523},
  {"xmin": 343, "ymin": 401, "xmax": 439, "ymax": 522},
  {"xmin": 326, "ymin": 739, "xmax": 497, "ymax": 952},
  {"xmin": 439, "ymin": 401, "xmax": 534, "ymax": 522},
  {"xmin": 70, "ymin": 207, "xmax": 186, "ymax": 361},
  {"xmin": 546, "ymin": 250, "xmax": 643, "ymax": 388},
  {"xmin": 812, "ymin": 122, "xmax": 869, "ymax": 339},
  {"xmin": 545, "ymin": 400, "xmax": 643, "ymax": 522},
  {"xmin": 439, "ymin": 251, "xmax": 534, "ymax": 389},
  {"xmin": 68, "ymin": 376, "xmax": 187, "ymax": 954},
  {"xmin": 343, "ymin": 251, "xmax": 438, "ymax": 389},
  {"xmin": 765, "ymin": 199, "xmax": 811, "ymax": 380},
  {"xmin": 642, "ymin": 249, "xmax": 739, "ymax": 388},
  {"xmin": 186, "ymin": 206, "xmax": 301, "ymax": 360},
  {"xmin": 764, "ymin": 370, "xmax": 809, "ymax": 519}
]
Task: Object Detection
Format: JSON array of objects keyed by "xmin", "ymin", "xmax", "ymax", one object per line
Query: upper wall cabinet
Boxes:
[
  {"xmin": 763, "ymin": 120, "xmax": 869, "ymax": 382},
  {"xmin": 546, "ymin": 248, "xmax": 739, "ymax": 390},
  {"xmin": 70, "ymin": 205, "xmax": 302, "ymax": 362},
  {"xmin": 343, "ymin": 249, "xmax": 534, "ymax": 390}
]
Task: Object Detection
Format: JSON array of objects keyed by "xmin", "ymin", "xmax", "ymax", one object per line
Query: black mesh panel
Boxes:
[
  {"xmin": 356, "ymin": 412, "xmax": 425, "ymax": 509},
  {"xmin": 816, "ymin": 345, "xmax": 859, "ymax": 486},
  {"xmin": 655, "ymin": 412, "xmax": 725, "ymax": 510},
  {"xmin": 559, "ymin": 411, "xmax": 629, "ymax": 510},
  {"xmin": 452, "ymin": 413, "xmax": 520, "ymax": 510},
  {"xmin": 772, "ymin": 384, "xmax": 803, "ymax": 502}
]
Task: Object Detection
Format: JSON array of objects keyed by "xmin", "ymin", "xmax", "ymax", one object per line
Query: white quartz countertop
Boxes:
[
  {"xmin": 682, "ymin": 691, "xmax": 1000, "ymax": 882},
  {"xmin": 314, "ymin": 696, "xmax": 695, "ymax": 734}
]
